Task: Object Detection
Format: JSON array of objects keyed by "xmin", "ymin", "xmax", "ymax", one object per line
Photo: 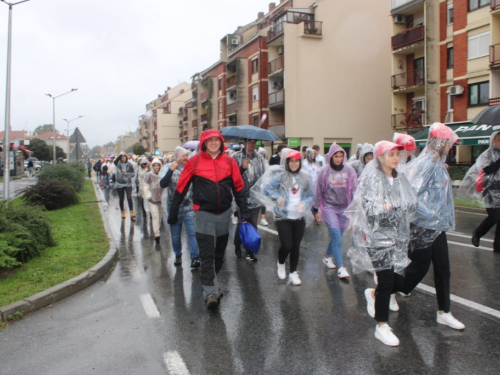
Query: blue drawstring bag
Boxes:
[{"xmin": 238, "ymin": 221, "xmax": 261, "ymax": 254}]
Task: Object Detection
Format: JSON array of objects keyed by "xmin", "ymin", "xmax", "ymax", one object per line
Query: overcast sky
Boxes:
[{"xmin": 0, "ymin": 0, "xmax": 275, "ymax": 148}]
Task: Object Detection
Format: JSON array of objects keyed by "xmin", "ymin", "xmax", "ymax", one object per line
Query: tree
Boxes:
[
  {"xmin": 133, "ymin": 144, "xmax": 145, "ymax": 155},
  {"xmin": 49, "ymin": 146, "xmax": 66, "ymax": 160},
  {"xmin": 33, "ymin": 124, "xmax": 59, "ymax": 135},
  {"xmin": 28, "ymin": 139, "xmax": 51, "ymax": 161},
  {"xmin": 90, "ymin": 145, "xmax": 102, "ymax": 158}
]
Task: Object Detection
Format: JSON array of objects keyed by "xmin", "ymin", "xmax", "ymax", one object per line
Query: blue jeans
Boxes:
[
  {"xmin": 169, "ymin": 209, "xmax": 199, "ymax": 259},
  {"xmin": 326, "ymin": 228, "xmax": 343, "ymax": 267}
]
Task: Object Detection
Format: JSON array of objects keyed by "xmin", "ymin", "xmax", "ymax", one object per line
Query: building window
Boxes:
[
  {"xmin": 252, "ymin": 86, "xmax": 259, "ymax": 101},
  {"xmin": 253, "ymin": 116, "xmax": 259, "ymax": 127},
  {"xmin": 468, "ymin": 32, "xmax": 490, "ymax": 60},
  {"xmin": 447, "ymin": 4, "xmax": 453, "ymax": 25},
  {"xmin": 469, "ymin": 81, "xmax": 490, "ymax": 107},
  {"xmin": 219, "ymin": 100, "xmax": 222, "ymax": 113},
  {"xmin": 252, "ymin": 59, "xmax": 259, "ymax": 74},
  {"xmin": 447, "ymin": 47, "xmax": 454, "ymax": 69},
  {"xmin": 218, "ymin": 77, "xmax": 222, "ymax": 91},
  {"xmin": 447, "ymin": 93, "xmax": 454, "ymax": 112},
  {"xmin": 469, "ymin": 0, "xmax": 489, "ymax": 12}
]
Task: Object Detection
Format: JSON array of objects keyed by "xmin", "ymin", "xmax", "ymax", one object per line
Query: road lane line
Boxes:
[
  {"xmin": 139, "ymin": 294, "xmax": 160, "ymax": 318},
  {"xmin": 449, "ymin": 231, "xmax": 493, "ymax": 243},
  {"xmin": 163, "ymin": 351, "xmax": 190, "ymax": 375},
  {"xmin": 416, "ymin": 284, "xmax": 500, "ymax": 320},
  {"xmin": 456, "ymin": 210, "xmax": 486, "ymax": 216},
  {"xmin": 258, "ymin": 225, "xmax": 278, "ymax": 235},
  {"xmin": 448, "ymin": 240, "xmax": 492, "ymax": 251}
]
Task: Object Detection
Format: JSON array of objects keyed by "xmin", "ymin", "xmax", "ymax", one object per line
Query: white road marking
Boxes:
[
  {"xmin": 163, "ymin": 351, "xmax": 190, "ymax": 375},
  {"xmin": 448, "ymin": 240, "xmax": 492, "ymax": 251},
  {"xmin": 416, "ymin": 284, "xmax": 500, "ymax": 320},
  {"xmin": 139, "ymin": 294, "xmax": 160, "ymax": 318},
  {"xmin": 456, "ymin": 210, "xmax": 486, "ymax": 216},
  {"xmin": 449, "ymin": 231, "xmax": 493, "ymax": 243},
  {"xmin": 258, "ymin": 225, "xmax": 278, "ymax": 235}
]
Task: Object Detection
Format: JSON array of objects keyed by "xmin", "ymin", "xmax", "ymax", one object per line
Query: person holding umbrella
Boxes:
[{"xmin": 27, "ymin": 159, "xmax": 34, "ymax": 178}]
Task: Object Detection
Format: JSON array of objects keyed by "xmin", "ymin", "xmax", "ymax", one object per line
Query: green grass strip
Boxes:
[{"xmin": 0, "ymin": 180, "xmax": 109, "ymax": 307}]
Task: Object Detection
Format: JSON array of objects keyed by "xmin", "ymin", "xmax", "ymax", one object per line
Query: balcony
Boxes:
[
  {"xmin": 391, "ymin": 68, "xmax": 424, "ymax": 90},
  {"xmin": 391, "ymin": 110, "xmax": 424, "ymax": 130},
  {"xmin": 269, "ymin": 89, "xmax": 285, "ymax": 108},
  {"xmin": 192, "ymin": 134, "xmax": 198, "ymax": 141},
  {"xmin": 392, "ymin": 25, "xmax": 424, "ymax": 50},
  {"xmin": 178, "ymin": 107, "xmax": 184, "ymax": 114},
  {"xmin": 227, "ymin": 75, "xmax": 237, "ymax": 89},
  {"xmin": 227, "ymin": 102, "xmax": 237, "ymax": 115},
  {"xmin": 200, "ymin": 91, "xmax": 208, "ymax": 102},
  {"xmin": 490, "ymin": 97, "xmax": 500, "ymax": 106},
  {"xmin": 183, "ymin": 116, "xmax": 188, "ymax": 122},
  {"xmin": 490, "ymin": 43, "xmax": 500, "ymax": 66},
  {"xmin": 201, "ymin": 113, "xmax": 208, "ymax": 123},
  {"xmin": 391, "ymin": 0, "xmax": 424, "ymax": 11},
  {"xmin": 269, "ymin": 56, "xmax": 284, "ymax": 76},
  {"xmin": 192, "ymin": 119, "xmax": 198, "ymax": 128},
  {"xmin": 269, "ymin": 123, "xmax": 285, "ymax": 139},
  {"xmin": 267, "ymin": 25, "xmax": 284, "ymax": 44},
  {"xmin": 179, "ymin": 132, "xmax": 183, "ymax": 139},
  {"xmin": 183, "ymin": 130, "xmax": 188, "ymax": 137},
  {"xmin": 179, "ymin": 120, "xmax": 183, "ymax": 127},
  {"xmin": 163, "ymin": 107, "xmax": 170, "ymax": 114},
  {"xmin": 492, "ymin": 0, "xmax": 500, "ymax": 11},
  {"xmin": 303, "ymin": 21, "xmax": 322, "ymax": 37}
]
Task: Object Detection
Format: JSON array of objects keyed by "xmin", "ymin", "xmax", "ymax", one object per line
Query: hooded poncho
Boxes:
[
  {"xmin": 345, "ymin": 142, "xmax": 417, "ymax": 275},
  {"xmin": 302, "ymin": 148, "xmax": 320, "ymax": 186},
  {"xmin": 250, "ymin": 148, "xmax": 314, "ymax": 225},
  {"xmin": 115, "ymin": 155, "xmax": 135, "ymax": 188},
  {"xmin": 232, "ymin": 146, "xmax": 268, "ymax": 209},
  {"xmin": 160, "ymin": 146, "xmax": 194, "ymax": 212},
  {"xmin": 144, "ymin": 158, "xmax": 164, "ymax": 204},
  {"xmin": 348, "ymin": 143, "xmax": 374, "ymax": 177},
  {"xmin": 312, "ymin": 143, "xmax": 358, "ymax": 231}
]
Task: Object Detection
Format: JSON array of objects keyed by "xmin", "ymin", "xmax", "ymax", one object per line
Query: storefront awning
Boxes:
[{"xmin": 414, "ymin": 122, "xmax": 496, "ymax": 147}]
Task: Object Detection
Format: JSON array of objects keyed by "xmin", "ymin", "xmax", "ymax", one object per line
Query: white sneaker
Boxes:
[
  {"xmin": 375, "ymin": 323, "xmax": 400, "ymax": 346},
  {"xmin": 390, "ymin": 294, "xmax": 399, "ymax": 312},
  {"xmin": 373, "ymin": 273, "xmax": 378, "ymax": 285},
  {"xmin": 437, "ymin": 312, "xmax": 465, "ymax": 330},
  {"xmin": 277, "ymin": 262, "xmax": 286, "ymax": 280},
  {"xmin": 338, "ymin": 267, "xmax": 350, "ymax": 279},
  {"xmin": 397, "ymin": 291, "xmax": 411, "ymax": 297},
  {"xmin": 260, "ymin": 218, "xmax": 269, "ymax": 226},
  {"xmin": 364, "ymin": 288, "xmax": 375, "ymax": 318},
  {"xmin": 289, "ymin": 271, "xmax": 301, "ymax": 286},
  {"xmin": 322, "ymin": 256, "xmax": 336, "ymax": 269},
  {"xmin": 232, "ymin": 215, "xmax": 238, "ymax": 225}
]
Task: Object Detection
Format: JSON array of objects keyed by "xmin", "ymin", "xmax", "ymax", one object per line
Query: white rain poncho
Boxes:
[
  {"xmin": 348, "ymin": 143, "xmax": 363, "ymax": 163},
  {"xmin": 302, "ymin": 148, "xmax": 320, "ymax": 186},
  {"xmin": 393, "ymin": 132, "xmax": 418, "ymax": 173},
  {"xmin": 346, "ymin": 141, "xmax": 417, "ymax": 275},
  {"xmin": 312, "ymin": 143, "xmax": 358, "ymax": 231},
  {"xmin": 160, "ymin": 147, "xmax": 193, "ymax": 215},
  {"xmin": 348, "ymin": 143, "xmax": 374, "ymax": 177},
  {"xmin": 232, "ymin": 147, "xmax": 268, "ymax": 209},
  {"xmin": 458, "ymin": 131, "xmax": 500, "ymax": 209},
  {"xmin": 143, "ymin": 158, "xmax": 163, "ymax": 204},
  {"xmin": 405, "ymin": 123, "xmax": 457, "ymax": 249},
  {"xmin": 250, "ymin": 148, "xmax": 314, "ymax": 226}
]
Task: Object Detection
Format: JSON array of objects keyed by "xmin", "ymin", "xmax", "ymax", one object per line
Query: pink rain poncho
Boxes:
[{"xmin": 312, "ymin": 143, "xmax": 358, "ymax": 231}]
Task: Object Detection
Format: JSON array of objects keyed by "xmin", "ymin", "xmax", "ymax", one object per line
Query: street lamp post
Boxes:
[
  {"xmin": 1, "ymin": 0, "xmax": 29, "ymax": 203},
  {"xmin": 45, "ymin": 88, "xmax": 78, "ymax": 164},
  {"xmin": 63, "ymin": 115, "xmax": 83, "ymax": 162}
]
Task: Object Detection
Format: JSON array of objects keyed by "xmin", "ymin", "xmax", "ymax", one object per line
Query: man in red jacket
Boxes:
[{"xmin": 168, "ymin": 129, "xmax": 249, "ymax": 310}]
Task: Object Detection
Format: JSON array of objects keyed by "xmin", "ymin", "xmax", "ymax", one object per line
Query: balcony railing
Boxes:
[
  {"xmin": 490, "ymin": 43, "xmax": 500, "ymax": 65},
  {"xmin": 269, "ymin": 89, "xmax": 285, "ymax": 107},
  {"xmin": 392, "ymin": 25, "xmax": 424, "ymax": 50},
  {"xmin": 391, "ymin": 68, "xmax": 425, "ymax": 89},
  {"xmin": 492, "ymin": 0, "xmax": 500, "ymax": 11},
  {"xmin": 268, "ymin": 56, "xmax": 284, "ymax": 75},
  {"xmin": 183, "ymin": 130, "xmax": 188, "ymax": 137},
  {"xmin": 183, "ymin": 116, "xmax": 188, "ymax": 122},
  {"xmin": 303, "ymin": 21, "xmax": 322, "ymax": 36},
  {"xmin": 179, "ymin": 120, "xmax": 183, "ymax": 127},
  {"xmin": 178, "ymin": 107, "xmax": 183, "ymax": 114},
  {"xmin": 391, "ymin": 112, "xmax": 424, "ymax": 130},
  {"xmin": 269, "ymin": 123, "xmax": 285, "ymax": 138},
  {"xmin": 227, "ymin": 102, "xmax": 237, "ymax": 115},
  {"xmin": 200, "ymin": 91, "xmax": 208, "ymax": 102},
  {"xmin": 179, "ymin": 132, "xmax": 183, "ymax": 139},
  {"xmin": 227, "ymin": 75, "xmax": 237, "ymax": 89},
  {"xmin": 490, "ymin": 97, "xmax": 500, "ymax": 106},
  {"xmin": 201, "ymin": 113, "xmax": 208, "ymax": 122},
  {"xmin": 192, "ymin": 119, "xmax": 198, "ymax": 128},
  {"xmin": 268, "ymin": 25, "xmax": 284, "ymax": 43}
]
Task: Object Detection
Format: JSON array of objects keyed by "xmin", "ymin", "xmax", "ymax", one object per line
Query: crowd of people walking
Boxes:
[{"xmin": 87, "ymin": 122, "xmax": 494, "ymax": 346}]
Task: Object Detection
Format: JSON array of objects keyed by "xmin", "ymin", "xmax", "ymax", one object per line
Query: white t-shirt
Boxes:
[
  {"xmin": 286, "ymin": 177, "xmax": 302, "ymax": 220},
  {"xmin": 315, "ymin": 154, "xmax": 326, "ymax": 168}
]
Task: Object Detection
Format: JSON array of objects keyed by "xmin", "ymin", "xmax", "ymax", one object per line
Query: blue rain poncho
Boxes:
[
  {"xmin": 312, "ymin": 143, "xmax": 358, "ymax": 231},
  {"xmin": 250, "ymin": 148, "xmax": 314, "ymax": 226},
  {"xmin": 346, "ymin": 142, "xmax": 417, "ymax": 275},
  {"xmin": 405, "ymin": 123, "xmax": 457, "ymax": 249},
  {"xmin": 458, "ymin": 131, "xmax": 500, "ymax": 208}
]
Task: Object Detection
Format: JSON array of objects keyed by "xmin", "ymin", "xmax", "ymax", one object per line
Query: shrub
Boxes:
[
  {"xmin": 37, "ymin": 163, "xmax": 86, "ymax": 192},
  {"xmin": 0, "ymin": 202, "xmax": 55, "ymax": 270},
  {"xmin": 23, "ymin": 179, "xmax": 80, "ymax": 210},
  {"xmin": 448, "ymin": 165, "xmax": 470, "ymax": 181}
]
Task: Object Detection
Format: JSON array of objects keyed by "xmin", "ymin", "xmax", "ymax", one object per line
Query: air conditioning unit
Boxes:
[
  {"xmin": 273, "ymin": 81, "xmax": 279, "ymax": 88},
  {"xmin": 449, "ymin": 85, "xmax": 464, "ymax": 96},
  {"xmin": 229, "ymin": 92, "xmax": 236, "ymax": 99},
  {"xmin": 228, "ymin": 115, "xmax": 236, "ymax": 122},
  {"xmin": 277, "ymin": 46, "xmax": 284, "ymax": 55},
  {"xmin": 393, "ymin": 15, "xmax": 405, "ymax": 24},
  {"xmin": 231, "ymin": 39, "xmax": 240, "ymax": 45}
]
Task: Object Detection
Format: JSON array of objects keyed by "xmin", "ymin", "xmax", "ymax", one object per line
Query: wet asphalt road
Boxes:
[
  {"xmin": 0, "ymin": 177, "xmax": 36, "ymax": 199},
  {"xmin": 1, "ymin": 181, "xmax": 500, "ymax": 374}
]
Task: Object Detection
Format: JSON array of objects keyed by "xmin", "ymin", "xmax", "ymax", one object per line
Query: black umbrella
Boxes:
[
  {"xmin": 220, "ymin": 125, "xmax": 280, "ymax": 141},
  {"xmin": 471, "ymin": 105, "xmax": 500, "ymax": 125}
]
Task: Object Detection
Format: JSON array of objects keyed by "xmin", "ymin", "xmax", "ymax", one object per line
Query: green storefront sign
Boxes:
[{"xmin": 288, "ymin": 138, "xmax": 300, "ymax": 147}]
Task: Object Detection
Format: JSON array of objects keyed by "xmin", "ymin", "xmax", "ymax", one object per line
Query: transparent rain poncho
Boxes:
[
  {"xmin": 232, "ymin": 146, "xmax": 268, "ymax": 209},
  {"xmin": 405, "ymin": 123, "xmax": 457, "ymax": 249},
  {"xmin": 161, "ymin": 147, "xmax": 193, "ymax": 215},
  {"xmin": 348, "ymin": 143, "xmax": 363, "ymax": 163},
  {"xmin": 250, "ymin": 148, "xmax": 314, "ymax": 226},
  {"xmin": 312, "ymin": 143, "xmax": 358, "ymax": 231},
  {"xmin": 143, "ymin": 158, "xmax": 164, "ymax": 204},
  {"xmin": 348, "ymin": 143, "xmax": 374, "ymax": 177},
  {"xmin": 345, "ymin": 143, "xmax": 417, "ymax": 275},
  {"xmin": 393, "ymin": 132, "xmax": 417, "ymax": 173},
  {"xmin": 458, "ymin": 131, "xmax": 500, "ymax": 209},
  {"xmin": 302, "ymin": 148, "xmax": 321, "ymax": 186}
]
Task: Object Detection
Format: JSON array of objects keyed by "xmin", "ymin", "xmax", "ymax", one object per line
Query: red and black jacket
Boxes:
[{"xmin": 168, "ymin": 129, "xmax": 249, "ymax": 220}]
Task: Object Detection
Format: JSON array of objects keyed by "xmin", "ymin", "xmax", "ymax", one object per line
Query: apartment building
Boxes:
[{"xmin": 114, "ymin": 131, "xmax": 140, "ymax": 155}]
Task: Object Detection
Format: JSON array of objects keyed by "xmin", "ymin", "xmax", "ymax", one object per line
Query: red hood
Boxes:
[{"xmin": 199, "ymin": 129, "xmax": 226, "ymax": 156}]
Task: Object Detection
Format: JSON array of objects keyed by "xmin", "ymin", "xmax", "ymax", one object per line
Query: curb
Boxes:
[
  {"xmin": 455, "ymin": 206, "xmax": 486, "ymax": 214},
  {"xmin": 0, "ymin": 179, "xmax": 118, "ymax": 322}
]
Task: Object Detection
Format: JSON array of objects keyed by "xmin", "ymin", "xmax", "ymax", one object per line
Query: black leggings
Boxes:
[
  {"xmin": 117, "ymin": 186, "xmax": 133, "ymax": 212},
  {"xmin": 475, "ymin": 208, "xmax": 500, "ymax": 252},
  {"xmin": 276, "ymin": 219, "xmax": 305, "ymax": 273},
  {"xmin": 374, "ymin": 268, "xmax": 404, "ymax": 322}
]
